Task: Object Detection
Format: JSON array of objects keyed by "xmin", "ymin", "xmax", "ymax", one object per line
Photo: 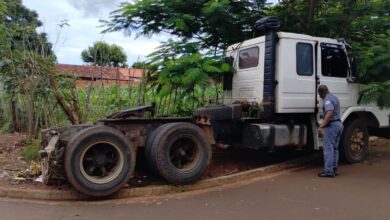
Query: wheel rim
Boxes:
[
  {"xmin": 169, "ymin": 137, "xmax": 201, "ymax": 172},
  {"xmin": 79, "ymin": 142, "xmax": 124, "ymax": 184},
  {"xmin": 349, "ymin": 128, "xmax": 365, "ymax": 157}
]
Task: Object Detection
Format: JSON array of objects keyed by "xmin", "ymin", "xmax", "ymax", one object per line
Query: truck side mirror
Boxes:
[
  {"xmin": 225, "ymin": 56, "xmax": 234, "ymax": 66},
  {"xmin": 349, "ymin": 55, "xmax": 359, "ymax": 83}
]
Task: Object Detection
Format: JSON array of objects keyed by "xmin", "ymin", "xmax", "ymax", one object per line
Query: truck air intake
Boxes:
[{"xmin": 255, "ymin": 16, "xmax": 280, "ymax": 117}]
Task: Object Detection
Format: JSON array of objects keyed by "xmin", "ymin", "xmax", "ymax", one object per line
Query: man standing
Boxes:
[{"xmin": 318, "ymin": 85, "xmax": 344, "ymax": 177}]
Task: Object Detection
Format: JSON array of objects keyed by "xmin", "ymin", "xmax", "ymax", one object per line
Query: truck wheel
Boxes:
[
  {"xmin": 65, "ymin": 126, "xmax": 135, "ymax": 197},
  {"xmin": 145, "ymin": 124, "xmax": 170, "ymax": 172},
  {"xmin": 147, "ymin": 122, "xmax": 212, "ymax": 184},
  {"xmin": 340, "ymin": 119, "xmax": 369, "ymax": 163}
]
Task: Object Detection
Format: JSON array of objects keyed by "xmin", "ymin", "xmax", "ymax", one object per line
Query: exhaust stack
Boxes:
[{"xmin": 255, "ymin": 16, "xmax": 280, "ymax": 117}]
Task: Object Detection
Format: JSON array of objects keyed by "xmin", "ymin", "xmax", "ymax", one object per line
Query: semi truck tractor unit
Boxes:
[{"xmin": 40, "ymin": 17, "xmax": 390, "ymax": 197}]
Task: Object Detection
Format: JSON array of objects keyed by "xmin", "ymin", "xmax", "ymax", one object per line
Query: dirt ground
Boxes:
[
  {"xmin": 0, "ymin": 133, "xmax": 28, "ymax": 179},
  {"xmin": 0, "ymin": 132, "xmax": 389, "ymax": 191}
]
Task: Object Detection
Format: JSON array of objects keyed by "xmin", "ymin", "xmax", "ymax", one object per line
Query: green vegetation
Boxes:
[
  {"xmin": 104, "ymin": 0, "xmax": 266, "ymax": 51},
  {"xmin": 0, "ymin": 0, "xmax": 56, "ymax": 139},
  {"xmin": 360, "ymin": 81, "xmax": 390, "ymax": 108},
  {"xmin": 81, "ymin": 41, "xmax": 128, "ymax": 67},
  {"xmin": 21, "ymin": 139, "xmax": 41, "ymax": 161},
  {"xmin": 145, "ymin": 39, "xmax": 233, "ymax": 115},
  {"xmin": 77, "ymin": 84, "xmax": 222, "ymax": 120},
  {"xmin": 1, "ymin": 78, "xmax": 222, "ymax": 134},
  {"xmin": 106, "ymin": 0, "xmax": 390, "ymax": 107}
]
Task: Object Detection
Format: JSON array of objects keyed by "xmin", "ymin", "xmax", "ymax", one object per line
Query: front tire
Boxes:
[
  {"xmin": 65, "ymin": 126, "xmax": 135, "ymax": 197},
  {"xmin": 340, "ymin": 119, "xmax": 369, "ymax": 163}
]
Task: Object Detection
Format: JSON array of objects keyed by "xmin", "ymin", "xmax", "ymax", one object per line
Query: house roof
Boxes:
[{"xmin": 55, "ymin": 64, "xmax": 145, "ymax": 81}]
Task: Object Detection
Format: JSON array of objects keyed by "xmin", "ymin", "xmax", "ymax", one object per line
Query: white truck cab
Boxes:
[
  {"xmin": 224, "ymin": 32, "xmax": 361, "ymax": 115},
  {"xmin": 222, "ymin": 18, "xmax": 389, "ymax": 163}
]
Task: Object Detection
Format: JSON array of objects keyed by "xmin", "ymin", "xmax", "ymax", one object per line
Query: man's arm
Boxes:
[
  {"xmin": 318, "ymin": 111, "xmax": 333, "ymax": 137},
  {"xmin": 321, "ymin": 111, "xmax": 334, "ymax": 128}
]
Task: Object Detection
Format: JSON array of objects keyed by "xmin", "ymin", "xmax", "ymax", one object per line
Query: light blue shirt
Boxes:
[{"xmin": 323, "ymin": 93, "xmax": 341, "ymax": 121}]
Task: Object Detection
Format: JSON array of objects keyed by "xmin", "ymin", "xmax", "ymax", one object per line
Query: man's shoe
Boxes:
[
  {"xmin": 318, "ymin": 171, "xmax": 335, "ymax": 177},
  {"xmin": 334, "ymin": 169, "xmax": 339, "ymax": 176}
]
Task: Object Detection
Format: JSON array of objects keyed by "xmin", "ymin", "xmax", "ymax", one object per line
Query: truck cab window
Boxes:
[
  {"xmin": 239, "ymin": 47, "xmax": 259, "ymax": 69},
  {"xmin": 321, "ymin": 45, "xmax": 348, "ymax": 78},
  {"xmin": 296, "ymin": 43, "xmax": 313, "ymax": 76}
]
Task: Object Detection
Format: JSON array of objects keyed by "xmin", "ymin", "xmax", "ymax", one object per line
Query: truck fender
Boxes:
[{"xmin": 341, "ymin": 106, "xmax": 390, "ymax": 128}]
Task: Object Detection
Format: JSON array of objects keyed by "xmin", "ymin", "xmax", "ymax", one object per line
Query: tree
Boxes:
[
  {"xmin": 131, "ymin": 61, "xmax": 146, "ymax": 69},
  {"xmin": 81, "ymin": 41, "xmax": 128, "ymax": 67},
  {"xmin": 360, "ymin": 81, "xmax": 390, "ymax": 107},
  {"xmin": 0, "ymin": 0, "xmax": 85, "ymax": 136},
  {"xmin": 104, "ymin": 0, "xmax": 266, "ymax": 51},
  {"xmin": 0, "ymin": 0, "xmax": 55, "ymax": 134},
  {"xmin": 146, "ymin": 39, "xmax": 233, "ymax": 115}
]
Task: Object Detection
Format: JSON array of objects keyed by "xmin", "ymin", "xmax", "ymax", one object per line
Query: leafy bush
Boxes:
[{"xmin": 360, "ymin": 81, "xmax": 390, "ymax": 107}]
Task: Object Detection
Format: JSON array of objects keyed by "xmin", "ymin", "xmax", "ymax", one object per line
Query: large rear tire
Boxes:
[
  {"xmin": 146, "ymin": 123, "xmax": 212, "ymax": 184},
  {"xmin": 145, "ymin": 124, "xmax": 170, "ymax": 173},
  {"xmin": 340, "ymin": 119, "xmax": 369, "ymax": 163},
  {"xmin": 65, "ymin": 126, "xmax": 135, "ymax": 197}
]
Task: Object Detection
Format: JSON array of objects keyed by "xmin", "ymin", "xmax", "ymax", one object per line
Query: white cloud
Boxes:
[{"xmin": 64, "ymin": 0, "xmax": 122, "ymax": 18}]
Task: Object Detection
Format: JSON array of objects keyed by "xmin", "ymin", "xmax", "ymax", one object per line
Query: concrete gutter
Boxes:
[{"xmin": 0, "ymin": 153, "xmax": 321, "ymax": 201}]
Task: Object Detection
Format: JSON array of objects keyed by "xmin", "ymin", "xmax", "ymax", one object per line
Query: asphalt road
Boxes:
[{"xmin": 1, "ymin": 144, "xmax": 390, "ymax": 220}]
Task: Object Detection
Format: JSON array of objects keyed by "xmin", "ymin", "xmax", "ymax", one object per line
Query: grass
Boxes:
[
  {"xmin": 21, "ymin": 139, "xmax": 41, "ymax": 161},
  {"xmin": 0, "ymin": 81, "xmax": 223, "ymax": 138}
]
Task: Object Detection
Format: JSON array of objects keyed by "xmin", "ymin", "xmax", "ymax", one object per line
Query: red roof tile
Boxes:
[{"xmin": 55, "ymin": 64, "xmax": 145, "ymax": 81}]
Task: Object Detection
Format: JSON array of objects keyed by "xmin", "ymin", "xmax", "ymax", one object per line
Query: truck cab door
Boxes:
[
  {"xmin": 276, "ymin": 39, "xmax": 316, "ymax": 113},
  {"xmin": 317, "ymin": 43, "xmax": 359, "ymax": 123},
  {"xmin": 229, "ymin": 44, "xmax": 264, "ymax": 104}
]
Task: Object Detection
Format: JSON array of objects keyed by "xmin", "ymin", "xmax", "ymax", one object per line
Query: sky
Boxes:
[
  {"xmin": 22, "ymin": 0, "xmax": 277, "ymax": 66},
  {"xmin": 23, "ymin": 0, "xmax": 164, "ymax": 66}
]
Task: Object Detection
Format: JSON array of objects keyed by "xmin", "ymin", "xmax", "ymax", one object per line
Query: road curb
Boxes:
[{"xmin": 0, "ymin": 153, "xmax": 321, "ymax": 201}]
